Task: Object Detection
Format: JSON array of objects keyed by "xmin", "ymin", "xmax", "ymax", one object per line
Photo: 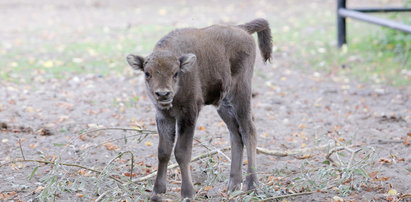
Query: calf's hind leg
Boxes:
[
  {"xmin": 237, "ymin": 111, "xmax": 258, "ymax": 190},
  {"xmin": 232, "ymin": 90, "xmax": 258, "ymax": 190},
  {"xmin": 231, "ymin": 59, "xmax": 258, "ymax": 190}
]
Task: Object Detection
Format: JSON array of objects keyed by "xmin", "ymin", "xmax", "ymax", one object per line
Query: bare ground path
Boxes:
[{"xmin": 0, "ymin": 0, "xmax": 410, "ymax": 201}]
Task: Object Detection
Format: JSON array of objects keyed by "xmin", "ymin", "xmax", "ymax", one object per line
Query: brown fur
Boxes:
[{"xmin": 126, "ymin": 18, "xmax": 272, "ymax": 200}]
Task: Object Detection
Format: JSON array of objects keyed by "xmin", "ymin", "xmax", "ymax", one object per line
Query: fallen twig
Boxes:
[
  {"xmin": 325, "ymin": 146, "xmax": 346, "ymax": 166},
  {"xmin": 375, "ymin": 140, "xmax": 403, "ymax": 144},
  {"xmin": 259, "ymin": 191, "xmax": 314, "ymax": 201},
  {"xmin": 82, "ymin": 128, "xmax": 336, "ymax": 158},
  {"xmin": 133, "ymin": 142, "xmax": 344, "ymax": 182},
  {"xmin": 194, "ymin": 138, "xmax": 231, "ymax": 162},
  {"xmin": 99, "ymin": 151, "xmax": 135, "ymax": 181},
  {"xmin": 325, "ymin": 145, "xmax": 367, "ymax": 167},
  {"xmin": 95, "ymin": 190, "xmax": 109, "ymax": 202},
  {"xmin": 8, "ymin": 126, "xmax": 357, "ymax": 188},
  {"xmin": 18, "ymin": 139, "xmax": 25, "ymax": 160},
  {"xmin": 4, "ymin": 159, "xmax": 125, "ymax": 184},
  {"xmin": 347, "ymin": 148, "xmax": 362, "ymax": 169},
  {"xmin": 79, "ymin": 127, "xmax": 156, "ymax": 137},
  {"xmin": 227, "ymin": 189, "xmax": 254, "ymax": 201},
  {"xmin": 133, "ymin": 147, "xmax": 231, "ymax": 182},
  {"xmin": 256, "ymin": 142, "xmax": 336, "ymax": 157}
]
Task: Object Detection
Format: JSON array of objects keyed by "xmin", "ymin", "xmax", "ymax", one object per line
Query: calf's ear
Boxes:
[
  {"xmin": 126, "ymin": 54, "xmax": 145, "ymax": 71},
  {"xmin": 179, "ymin": 53, "xmax": 196, "ymax": 72}
]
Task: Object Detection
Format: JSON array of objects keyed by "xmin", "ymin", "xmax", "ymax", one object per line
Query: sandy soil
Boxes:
[{"xmin": 0, "ymin": 0, "xmax": 410, "ymax": 201}]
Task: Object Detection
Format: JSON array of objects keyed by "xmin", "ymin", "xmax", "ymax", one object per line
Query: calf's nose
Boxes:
[{"xmin": 155, "ymin": 91, "xmax": 172, "ymax": 98}]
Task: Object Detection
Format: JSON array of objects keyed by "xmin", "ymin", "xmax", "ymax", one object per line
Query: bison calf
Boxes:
[{"xmin": 127, "ymin": 18, "xmax": 272, "ymax": 200}]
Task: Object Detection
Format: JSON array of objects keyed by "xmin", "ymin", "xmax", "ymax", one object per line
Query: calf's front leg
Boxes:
[
  {"xmin": 175, "ymin": 115, "xmax": 197, "ymax": 199},
  {"xmin": 152, "ymin": 112, "xmax": 176, "ymax": 198}
]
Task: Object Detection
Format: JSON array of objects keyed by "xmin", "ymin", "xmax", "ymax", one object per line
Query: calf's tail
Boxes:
[{"xmin": 238, "ymin": 18, "xmax": 273, "ymax": 62}]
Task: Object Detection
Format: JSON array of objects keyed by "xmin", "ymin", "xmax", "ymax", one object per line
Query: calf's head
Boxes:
[{"xmin": 127, "ymin": 51, "xmax": 196, "ymax": 109}]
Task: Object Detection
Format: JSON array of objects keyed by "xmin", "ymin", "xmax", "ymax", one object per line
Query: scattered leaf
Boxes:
[
  {"xmin": 131, "ymin": 125, "xmax": 142, "ymax": 130},
  {"xmin": 87, "ymin": 123, "xmax": 99, "ymax": 128},
  {"xmin": 34, "ymin": 186, "xmax": 44, "ymax": 193},
  {"xmin": 37, "ymin": 128, "xmax": 53, "ymax": 136},
  {"xmin": 103, "ymin": 143, "xmax": 119, "ymax": 151},
  {"xmin": 296, "ymin": 154, "xmax": 312, "ymax": 159},
  {"xmin": 337, "ymin": 137, "xmax": 345, "ymax": 142},
  {"xmin": 0, "ymin": 192, "xmax": 17, "ymax": 200},
  {"xmin": 79, "ymin": 134, "xmax": 87, "ymax": 141},
  {"xmin": 204, "ymin": 185, "xmax": 213, "ymax": 191},
  {"xmin": 144, "ymin": 141, "xmax": 153, "ymax": 147},
  {"xmin": 43, "ymin": 60, "xmax": 54, "ymax": 68},
  {"xmin": 123, "ymin": 172, "xmax": 137, "ymax": 177},
  {"xmin": 379, "ymin": 158, "xmax": 392, "ymax": 164},
  {"xmin": 342, "ymin": 178, "xmax": 352, "ymax": 184},
  {"xmin": 158, "ymin": 8, "xmax": 167, "ymax": 16},
  {"xmin": 198, "ymin": 126, "xmax": 206, "ymax": 131},
  {"xmin": 78, "ymin": 169, "xmax": 86, "ymax": 176},
  {"xmin": 403, "ymin": 136, "xmax": 410, "ymax": 146},
  {"xmin": 25, "ymin": 106, "xmax": 35, "ymax": 113},
  {"xmin": 145, "ymin": 168, "xmax": 152, "ymax": 174},
  {"xmin": 388, "ymin": 188, "xmax": 398, "ymax": 195},
  {"xmin": 374, "ymin": 176, "xmax": 390, "ymax": 181},
  {"xmin": 332, "ymin": 196, "xmax": 344, "ymax": 202},
  {"xmin": 58, "ymin": 115, "xmax": 69, "ymax": 123},
  {"xmin": 368, "ymin": 171, "xmax": 378, "ymax": 178}
]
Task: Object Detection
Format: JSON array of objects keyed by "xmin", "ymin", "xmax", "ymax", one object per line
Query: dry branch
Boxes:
[
  {"xmin": 7, "ymin": 159, "xmax": 125, "ymax": 184},
  {"xmin": 325, "ymin": 145, "xmax": 363, "ymax": 167},
  {"xmin": 4, "ymin": 126, "xmax": 352, "ymax": 187},
  {"xmin": 133, "ymin": 147, "xmax": 231, "ymax": 182},
  {"xmin": 259, "ymin": 191, "xmax": 314, "ymax": 201},
  {"xmin": 79, "ymin": 127, "xmax": 156, "ymax": 136},
  {"xmin": 256, "ymin": 142, "xmax": 336, "ymax": 156},
  {"xmin": 194, "ymin": 138, "xmax": 231, "ymax": 162},
  {"xmin": 18, "ymin": 139, "xmax": 25, "ymax": 160},
  {"xmin": 133, "ymin": 142, "xmax": 339, "ymax": 182}
]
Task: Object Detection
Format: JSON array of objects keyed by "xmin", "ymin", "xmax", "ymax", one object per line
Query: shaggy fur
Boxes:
[{"xmin": 127, "ymin": 18, "xmax": 272, "ymax": 201}]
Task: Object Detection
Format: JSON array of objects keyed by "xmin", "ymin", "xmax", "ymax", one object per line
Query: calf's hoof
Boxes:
[
  {"xmin": 181, "ymin": 185, "xmax": 195, "ymax": 200},
  {"xmin": 181, "ymin": 197, "xmax": 193, "ymax": 202},
  {"xmin": 245, "ymin": 175, "xmax": 258, "ymax": 191},
  {"xmin": 228, "ymin": 177, "xmax": 243, "ymax": 191},
  {"xmin": 150, "ymin": 194, "xmax": 162, "ymax": 202},
  {"xmin": 153, "ymin": 182, "xmax": 167, "ymax": 194}
]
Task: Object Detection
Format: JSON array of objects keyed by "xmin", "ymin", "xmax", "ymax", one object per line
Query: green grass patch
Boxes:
[
  {"xmin": 270, "ymin": 11, "xmax": 410, "ymax": 86},
  {"xmin": 0, "ymin": 25, "xmax": 173, "ymax": 83},
  {"xmin": 1, "ymin": 12, "xmax": 409, "ymax": 86}
]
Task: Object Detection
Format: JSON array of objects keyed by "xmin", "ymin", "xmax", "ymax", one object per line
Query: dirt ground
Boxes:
[{"xmin": 0, "ymin": 0, "xmax": 410, "ymax": 201}]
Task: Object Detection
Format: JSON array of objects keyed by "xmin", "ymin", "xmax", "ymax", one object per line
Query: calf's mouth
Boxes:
[{"xmin": 157, "ymin": 99, "xmax": 173, "ymax": 109}]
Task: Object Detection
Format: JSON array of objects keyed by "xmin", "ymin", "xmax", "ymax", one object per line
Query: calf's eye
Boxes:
[
  {"xmin": 145, "ymin": 72, "xmax": 151, "ymax": 79},
  {"xmin": 173, "ymin": 72, "xmax": 179, "ymax": 79}
]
